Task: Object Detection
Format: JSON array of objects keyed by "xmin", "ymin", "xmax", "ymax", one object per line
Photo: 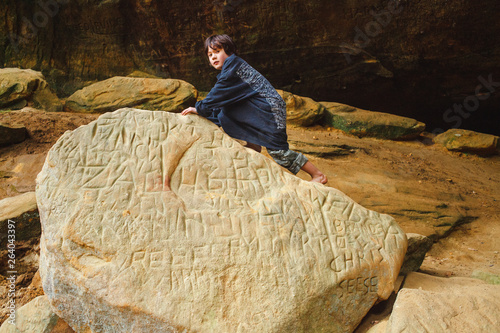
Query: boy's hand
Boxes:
[{"xmin": 181, "ymin": 107, "xmax": 198, "ymax": 115}]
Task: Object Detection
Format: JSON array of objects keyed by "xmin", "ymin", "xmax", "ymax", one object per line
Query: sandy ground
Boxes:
[
  {"xmin": 0, "ymin": 108, "xmax": 499, "ymax": 328},
  {"xmin": 287, "ymin": 124, "xmax": 499, "ymax": 278}
]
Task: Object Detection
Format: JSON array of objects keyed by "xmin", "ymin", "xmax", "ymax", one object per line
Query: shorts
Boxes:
[{"xmin": 267, "ymin": 149, "xmax": 308, "ymax": 175}]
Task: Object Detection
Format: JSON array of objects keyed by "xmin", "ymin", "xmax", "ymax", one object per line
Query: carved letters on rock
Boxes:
[{"xmin": 36, "ymin": 108, "xmax": 407, "ymax": 332}]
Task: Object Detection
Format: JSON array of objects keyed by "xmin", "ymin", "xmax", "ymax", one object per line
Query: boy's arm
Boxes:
[
  {"xmin": 195, "ymin": 61, "xmax": 253, "ymax": 116},
  {"xmin": 182, "ymin": 77, "xmax": 244, "ymax": 117}
]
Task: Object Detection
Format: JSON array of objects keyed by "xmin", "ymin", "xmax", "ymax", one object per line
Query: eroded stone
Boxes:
[
  {"xmin": 321, "ymin": 103, "xmax": 426, "ymax": 140},
  {"xmin": 434, "ymin": 129, "xmax": 500, "ymax": 156},
  {"xmin": 36, "ymin": 108, "xmax": 407, "ymax": 332},
  {"xmin": 0, "ymin": 68, "xmax": 62, "ymax": 112},
  {"xmin": 64, "ymin": 77, "xmax": 197, "ymax": 113}
]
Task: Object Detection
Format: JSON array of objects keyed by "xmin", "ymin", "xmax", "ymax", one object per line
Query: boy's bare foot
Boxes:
[
  {"xmin": 311, "ymin": 173, "xmax": 328, "ymax": 184},
  {"xmin": 300, "ymin": 161, "xmax": 328, "ymax": 184}
]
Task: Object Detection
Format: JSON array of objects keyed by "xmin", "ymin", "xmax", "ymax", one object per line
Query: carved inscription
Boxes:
[{"xmin": 339, "ymin": 276, "xmax": 379, "ymax": 295}]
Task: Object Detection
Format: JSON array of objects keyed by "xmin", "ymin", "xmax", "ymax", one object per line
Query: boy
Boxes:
[{"xmin": 181, "ymin": 34, "xmax": 327, "ymax": 184}]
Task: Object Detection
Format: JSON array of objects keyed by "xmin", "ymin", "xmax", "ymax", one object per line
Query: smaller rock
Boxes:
[
  {"xmin": 0, "ymin": 192, "xmax": 40, "ymax": 249},
  {"xmin": 0, "ymin": 68, "xmax": 62, "ymax": 112},
  {"xmin": 0, "ymin": 295, "xmax": 74, "ymax": 333},
  {"xmin": 399, "ymin": 233, "xmax": 433, "ymax": 275},
  {"xmin": 277, "ymin": 90, "xmax": 326, "ymax": 126},
  {"xmin": 0, "ymin": 124, "xmax": 28, "ymax": 146},
  {"xmin": 386, "ymin": 272, "xmax": 500, "ymax": 332},
  {"xmin": 434, "ymin": 128, "xmax": 499, "ymax": 156},
  {"xmin": 126, "ymin": 70, "xmax": 161, "ymax": 79},
  {"xmin": 64, "ymin": 76, "xmax": 197, "ymax": 113},
  {"xmin": 0, "ymin": 192, "xmax": 37, "ymax": 222},
  {"xmin": 320, "ymin": 103, "xmax": 426, "ymax": 140}
]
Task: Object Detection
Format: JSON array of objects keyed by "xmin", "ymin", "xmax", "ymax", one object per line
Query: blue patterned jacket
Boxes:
[{"xmin": 195, "ymin": 54, "xmax": 289, "ymax": 150}]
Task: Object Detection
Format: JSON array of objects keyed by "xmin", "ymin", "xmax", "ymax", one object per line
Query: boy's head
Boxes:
[
  {"xmin": 203, "ymin": 34, "xmax": 237, "ymax": 56},
  {"xmin": 204, "ymin": 35, "xmax": 237, "ymax": 70}
]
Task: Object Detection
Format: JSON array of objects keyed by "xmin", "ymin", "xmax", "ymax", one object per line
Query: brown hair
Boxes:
[{"xmin": 204, "ymin": 34, "xmax": 237, "ymax": 56}]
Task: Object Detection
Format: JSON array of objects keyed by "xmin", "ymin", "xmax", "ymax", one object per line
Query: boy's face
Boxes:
[{"xmin": 207, "ymin": 47, "xmax": 229, "ymax": 70}]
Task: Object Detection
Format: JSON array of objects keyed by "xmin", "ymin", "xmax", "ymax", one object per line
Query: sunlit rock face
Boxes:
[
  {"xmin": 36, "ymin": 108, "xmax": 407, "ymax": 332},
  {"xmin": 64, "ymin": 77, "xmax": 197, "ymax": 113},
  {"xmin": 0, "ymin": 68, "xmax": 62, "ymax": 112},
  {"xmin": 2, "ymin": 0, "xmax": 498, "ymax": 134}
]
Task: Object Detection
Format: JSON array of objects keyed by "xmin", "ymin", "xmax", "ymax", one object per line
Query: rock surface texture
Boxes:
[
  {"xmin": 64, "ymin": 77, "xmax": 197, "ymax": 113},
  {"xmin": 0, "ymin": 68, "xmax": 62, "ymax": 112},
  {"xmin": 36, "ymin": 108, "xmax": 407, "ymax": 333}
]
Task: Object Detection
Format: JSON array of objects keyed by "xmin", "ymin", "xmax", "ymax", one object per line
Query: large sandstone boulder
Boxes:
[
  {"xmin": 386, "ymin": 272, "xmax": 500, "ymax": 332},
  {"xmin": 434, "ymin": 128, "xmax": 500, "ymax": 156},
  {"xmin": 321, "ymin": 102, "xmax": 426, "ymax": 140},
  {"xmin": 64, "ymin": 77, "xmax": 197, "ymax": 113},
  {"xmin": 36, "ymin": 108, "xmax": 407, "ymax": 332},
  {"xmin": 0, "ymin": 68, "xmax": 62, "ymax": 112},
  {"xmin": 276, "ymin": 90, "xmax": 326, "ymax": 126}
]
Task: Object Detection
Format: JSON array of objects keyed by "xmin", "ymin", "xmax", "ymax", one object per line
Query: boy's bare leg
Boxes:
[
  {"xmin": 301, "ymin": 161, "xmax": 328, "ymax": 184},
  {"xmin": 245, "ymin": 142, "xmax": 262, "ymax": 153}
]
